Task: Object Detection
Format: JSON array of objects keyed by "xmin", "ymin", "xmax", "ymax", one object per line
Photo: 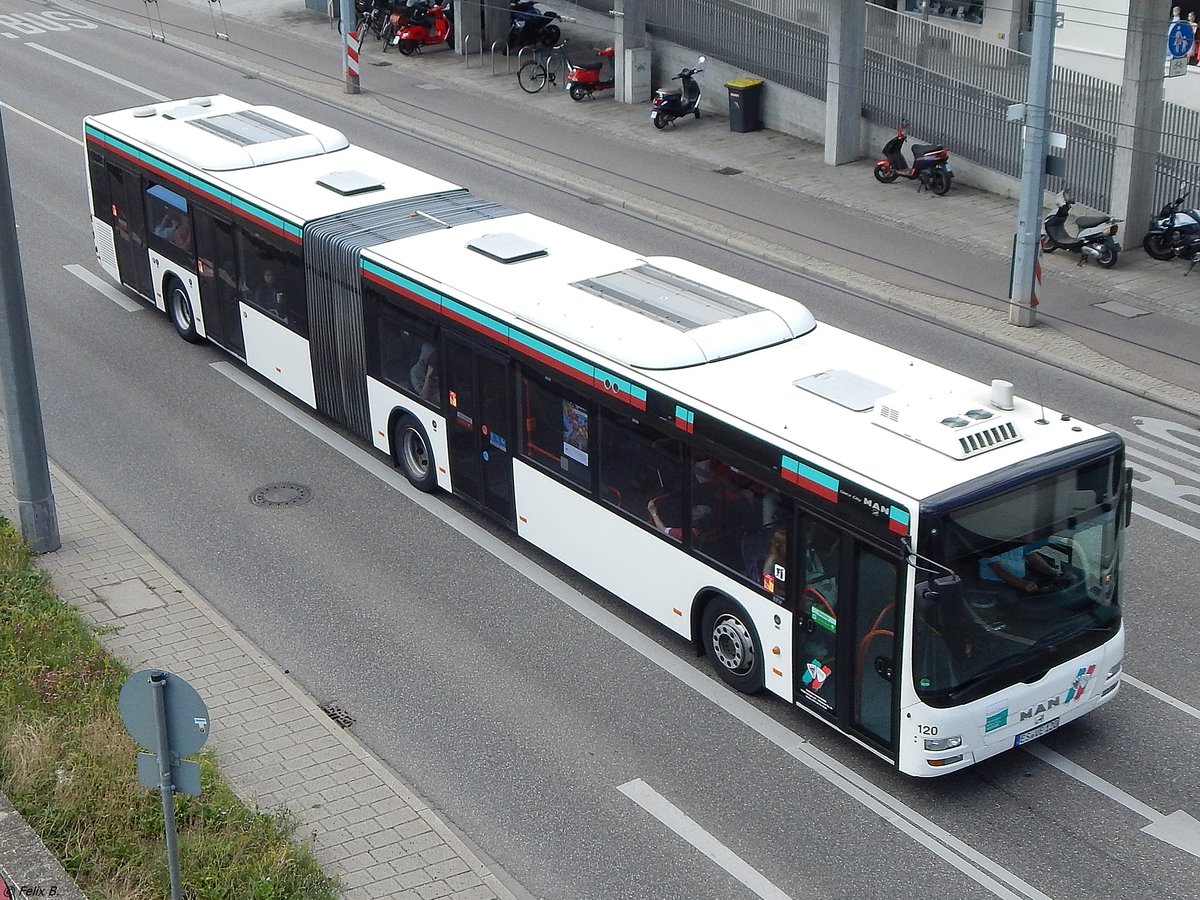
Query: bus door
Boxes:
[
  {"xmin": 192, "ymin": 209, "xmax": 245, "ymax": 357},
  {"xmin": 105, "ymin": 161, "xmax": 152, "ymax": 298},
  {"xmin": 443, "ymin": 333, "xmax": 515, "ymax": 525},
  {"xmin": 793, "ymin": 522, "xmax": 901, "ymax": 758}
]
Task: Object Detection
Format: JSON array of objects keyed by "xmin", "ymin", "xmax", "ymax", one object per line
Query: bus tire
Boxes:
[
  {"xmin": 702, "ymin": 595, "xmax": 763, "ymax": 694},
  {"xmin": 167, "ymin": 277, "xmax": 201, "ymax": 344},
  {"xmin": 394, "ymin": 414, "xmax": 437, "ymax": 492}
]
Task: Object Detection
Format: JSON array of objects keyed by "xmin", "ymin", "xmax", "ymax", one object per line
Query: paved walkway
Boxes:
[{"xmin": 0, "ymin": 417, "xmax": 518, "ymax": 898}]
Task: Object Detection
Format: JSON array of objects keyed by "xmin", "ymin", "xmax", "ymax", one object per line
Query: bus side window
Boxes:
[
  {"xmin": 144, "ymin": 182, "xmax": 193, "ymax": 256},
  {"xmin": 692, "ymin": 453, "xmax": 783, "ymax": 589},
  {"xmin": 88, "ymin": 152, "xmax": 111, "ymax": 222},
  {"xmin": 520, "ymin": 372, "xmax": 591, "ymax": 491},
  {"xmin": 239, "ymin": 225, "xmax": 306, "ymax": 337},
  {"xmin": 598, "ymin": 410, "xmax": 682, "ymax": 524},
  {"xmin": 372, "ymin": 299, "xmax": 440, "ymax": 408}
]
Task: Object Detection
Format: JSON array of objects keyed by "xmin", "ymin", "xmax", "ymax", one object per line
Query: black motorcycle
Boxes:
[
  {"xmin": 1143, "ymin": 185, "xmax": 1200, "ymax": 261},
  {"xmin": 507, "ymin": 0, "xmax": 561, "ymax": 50}
]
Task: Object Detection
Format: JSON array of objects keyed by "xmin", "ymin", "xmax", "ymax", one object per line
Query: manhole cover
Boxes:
[
  {"xmin": 370, "ymin": 60, "xmax": 392, "ymax": 67},
  {"xmin": 714, "ymin": 166, "xmax": 743, "ymax": 176},
  {"xmin": 250, "ymin": 483, "xmax": 313, "ymax": 508},
  {"xmin": 320, "ymin": 703, "xmax": 356, "ymax": 728}
]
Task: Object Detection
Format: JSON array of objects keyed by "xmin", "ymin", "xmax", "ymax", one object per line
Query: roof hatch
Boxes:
[{"xmin": 573, "ymin": 264, "xmax": 759, "ymax": 331}]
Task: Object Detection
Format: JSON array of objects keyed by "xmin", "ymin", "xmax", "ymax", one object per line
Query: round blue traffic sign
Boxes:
[{"xmin": 1168, "ymin": 21, "xmax": 1194, "ymax": 59}]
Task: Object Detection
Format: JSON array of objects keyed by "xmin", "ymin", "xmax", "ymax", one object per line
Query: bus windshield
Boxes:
[{"xmin": 914, "ymin": 453, "xmax": 1124, "ymax": 706}]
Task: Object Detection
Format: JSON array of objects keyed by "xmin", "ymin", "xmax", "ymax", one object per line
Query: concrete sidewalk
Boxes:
[{"xmin": 0, "ymin": 416, "xmax": 519, "ymax": 898}]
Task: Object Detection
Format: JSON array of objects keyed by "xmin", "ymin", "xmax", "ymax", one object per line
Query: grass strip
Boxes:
[{"xmin": 0, "ymin": 517, "xmax": 338, "ymax": 899}]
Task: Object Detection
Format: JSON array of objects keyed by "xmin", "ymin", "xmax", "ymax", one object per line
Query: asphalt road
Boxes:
[{"xmin": 2, "ymin": 4, "xmax": 1200, "ymax": 899}]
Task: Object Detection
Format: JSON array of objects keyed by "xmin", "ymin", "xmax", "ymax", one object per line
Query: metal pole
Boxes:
[
  {"xmin": 150, "ymin": 672, "xmax": 183, "ymax": 900},
  {"xmin": 0, "ymin": 108, "xmax": 59, "ymax": 553},
  {"xmin": 341, "ymin": 0, "xmax": 360, "ymax": 94},
  {"xmin": 1009, "ymin": 0, "xmax": 1056, "ymax": 327}
]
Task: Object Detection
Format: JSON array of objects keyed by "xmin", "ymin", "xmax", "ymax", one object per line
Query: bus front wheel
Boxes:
[
  {"xmin": 167, "ymin": 278, "xmax": 201, "ymax": 344},
  {"xmin": 702, "ymin": 596, "xmax": 763, "ymax": 694},
  {"xmin": 394, "ymin": 414, "xmax": 437, "ymax": 492}
]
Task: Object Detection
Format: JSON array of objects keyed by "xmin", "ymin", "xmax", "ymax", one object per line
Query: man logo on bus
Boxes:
[{"xmin": 803, "ymin": 659, "xmax": 831, "ymax": 691}]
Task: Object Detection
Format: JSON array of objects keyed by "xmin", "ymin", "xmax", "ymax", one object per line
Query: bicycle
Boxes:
[{"xmin": 518, "ymin": 40, "xmax": 571, "ymax": 94}]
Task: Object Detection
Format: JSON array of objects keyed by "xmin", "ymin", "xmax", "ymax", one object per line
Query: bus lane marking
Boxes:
[
  {"xmin": 0, "ymin": 10, "xmax": 96, "ymax": 38},
  {"xmin": 618, "ymin": 778, "xmax": 793, "ymax": 900},
  {"xmin": 0, "ymin": 100, "xmax": 82, "ymax": 147},
  {"xmin": 65, "ymin": 265, "xmax": 143, "ymax": 312},
  {"xmin": 25, "ymin": 42, "xmax": 168, "ymax": 101},
  {"xmin": 1024, "ymin": 744, "xmax": 1200, "ymax": 860},
  {"xmin": 214, "ymin": 360, "xmax": 1052, "ymax": 900}
]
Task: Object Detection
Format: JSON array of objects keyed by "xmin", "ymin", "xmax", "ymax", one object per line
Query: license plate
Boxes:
[
  {"xmin": 944, "ymin": 162, "xmax": 953, "ymax": 173},
  {"xmin": 1014, "ymin": 717, "xmax": 1060, "ymax": 746},
  {"xmin": 649, "ymin": 110, "xmax": 657, "ymax": 119}
]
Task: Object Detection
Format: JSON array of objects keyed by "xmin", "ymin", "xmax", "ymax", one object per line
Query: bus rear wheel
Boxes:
[
  {"xmin": 702, "ymin": 596, "xmax": 763, "ymax": 694},
  {"xmin": 167, "ymin": 278, "xmax": 201, "ymax": 344},
  {"xmin": 394, "ymin": 414, "xmax": 437, "ymax": 492}
]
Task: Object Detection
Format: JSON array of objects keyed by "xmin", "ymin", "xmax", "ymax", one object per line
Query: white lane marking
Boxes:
[
  {"xmin": 1025, "ymin": 744, "xmax": 1200, "ymax": 859},
  {"xmin": 65, "ymin": 264, "xmax": 142, "ymax": 311},
  {"xmin": 1125, "ymin": 445, "xmax": 1200, "ymax": 485},
  {"xmin": 1122, "ymin": 673, "xmax": 1200, "ymax": 722},
  {"xmin": 619, "ymin": 779, "xmax": 793, "ymax": 900},
  {"xmin": 25, "ymin": 42, "xmax": 169, "ymax": 101},
  {"xmin": 0, "ymin": 100, "xmax": 82, "ymax": 146},
  {"xmin": 1130, "ymin": 502, "xmax": 1200, "ymax": 543},
  {"xmin": 213, "ymin": 360, "xmax": 1050, "ymax": 900},
  {"xmin": 1106, "ymin": 422, "xmax": 1200, "ymax": 469}
]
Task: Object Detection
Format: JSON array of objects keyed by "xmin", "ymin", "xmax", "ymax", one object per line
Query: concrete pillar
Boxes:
[
  {"xmin": 614, "ymin": 0, "xmax": 651, "ymax": 104},
  {"xmin": 481, "ymin": 0, "xmax": 508, "ymax": 56},
  {"xmin": 824, "ymin": 0, "xmax": 865, "ymax": 165},
  {"xmin": 1110, "ymin": 0, "xmax": 1166, "ymax": 246}
]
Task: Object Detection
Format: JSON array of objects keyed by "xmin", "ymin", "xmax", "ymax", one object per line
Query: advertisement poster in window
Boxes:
[{"xmin": 562, "ymin": 400, "xmax": 590, "ymax": 466}]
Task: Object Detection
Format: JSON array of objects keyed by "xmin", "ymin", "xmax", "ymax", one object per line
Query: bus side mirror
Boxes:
[
  {"xmin": 1124, "ymin": 466, "xmax": 1134, "ymax": 528},
  {"xmin": 920, "ymin": 574, "xmax": 964, "ymax": 608}
]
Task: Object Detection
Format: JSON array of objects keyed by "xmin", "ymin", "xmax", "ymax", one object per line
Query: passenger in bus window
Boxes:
[
  {"xmin": 171, "ymin": 216, "xmax": 193, "ymax": 252},
  {"xmin": 981, "ymin": 545, "xmax": 1070, "ymax": 594},
  {"xmin": 410, "ymin": 342, "xmax": 439, "ymax": 402},
  {"xmin": 251, "ymin": 268, "xmax": 288, "ymax": 323},
  {"xmin": 647, "ymin": 496, "xmax": 710, "ymax": 543},
  {"xmin": 153, "ymin": 210, "xmax": 180, "ymax": 241}
]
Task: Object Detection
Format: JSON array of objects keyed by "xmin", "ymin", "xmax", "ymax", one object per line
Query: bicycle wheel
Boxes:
[
  {"xmin": 355, "ymin": 15, "xmax": 368, "ymax": 51},
  {"xmin": 518, "ymin": 61, "xmax": 549, "ymax": 94}
]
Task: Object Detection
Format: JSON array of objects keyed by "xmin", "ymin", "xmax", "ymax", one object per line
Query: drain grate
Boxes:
[
  {"xmin": 713, "ymin": 166, "xmax": 743, "ymax": 176},
  {"xmin": 250, "ymin": 483, "xmax": 313, "ymax": 508},
  {"xmin": 320, "ymin": 703, "xmax": 356, "ymax": 728}
]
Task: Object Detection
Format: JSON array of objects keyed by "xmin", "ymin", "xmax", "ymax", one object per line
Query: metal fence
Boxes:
[{"xmin": 571, "ymin": 0, "xmax": 1193, "ymax": 213}]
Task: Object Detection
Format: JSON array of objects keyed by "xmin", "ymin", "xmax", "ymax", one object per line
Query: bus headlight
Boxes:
[
  {"xmin": 1107, "ymin": 661, "xmax": 1122, "ymax": 679},
  {"xmin": 924, "ymin": 735, "xmax": 963, "ymax": 752}
]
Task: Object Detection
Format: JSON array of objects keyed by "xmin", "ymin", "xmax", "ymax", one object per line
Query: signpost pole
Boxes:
[{"xmin": 149, "ymin": 672, "xmax": 184, "ymax": 900}]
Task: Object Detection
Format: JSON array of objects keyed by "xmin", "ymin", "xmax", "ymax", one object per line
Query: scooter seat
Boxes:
[
  {"xmin": 1075, "ymin": 215, "xmax": 1111, "ymax": 229},
  {"xmin": 576, "ymin": 61, "xmax": 604, "ymax": 72},
  {"xmin": 912, "ymin": 143, "xmax": 943, "ymax": 157}
]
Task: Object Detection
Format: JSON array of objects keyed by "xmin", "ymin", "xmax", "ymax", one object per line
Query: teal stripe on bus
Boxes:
[
  {"xmin": 364, "ymin": 258, "xmax": 657, "ymax": 408},
  {"xmin": 86, "ymin": 125, "xmax": 303, "ymax": 239}
]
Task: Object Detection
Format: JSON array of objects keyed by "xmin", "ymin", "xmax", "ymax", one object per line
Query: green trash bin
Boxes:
[{"xmin": 726, "ymin": 78, "xmax": 764, "ymax": 133}]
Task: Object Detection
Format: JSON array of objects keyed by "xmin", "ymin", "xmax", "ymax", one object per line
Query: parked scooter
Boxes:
[
  {"xmin": 650, "ymin": 57, "xmax": 705, "ymax": 129},
  {"xmin": 508, "ymin": 0, "xmax": 561, "ymax": 50},
  {"xmin": 1142, "ymin": 185, "xmax": 1200, "ymax": 261},
  {"xmin": 1039, "ymin": 190, "xmax": 1121, "ymax": 268},
  {"xmin": 873, "ymin": 122, "xmax": 952, "ymax": 195},
  {"xmin": 567, "ymin": 46, "xmax": 615, "ymax": 101},
  {"xmin": 390, "ymin": 0, "xmax": 452, "ymax": 54}
]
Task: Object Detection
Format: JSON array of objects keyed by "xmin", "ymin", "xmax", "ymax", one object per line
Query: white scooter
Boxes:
[{"xmin": 1040, "ymin": 189, "xmax": 1121, "ymax": 268}]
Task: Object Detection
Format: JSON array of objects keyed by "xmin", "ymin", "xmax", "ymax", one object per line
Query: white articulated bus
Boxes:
[{"xmin": 84, "ymin": 95, "xmax": 1130, "ymax": 776}]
